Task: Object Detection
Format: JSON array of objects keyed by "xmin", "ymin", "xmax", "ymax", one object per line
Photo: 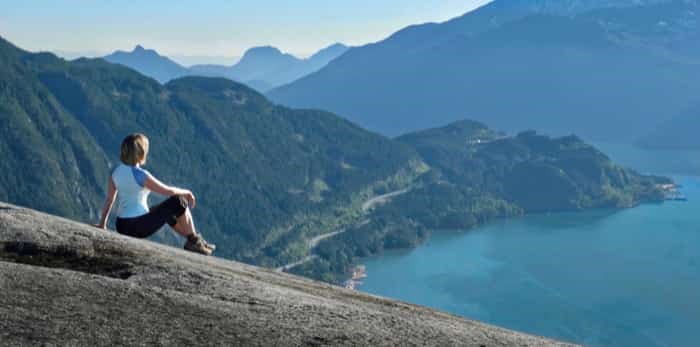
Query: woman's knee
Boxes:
[
  {"xmin": 175, "ymin": 194, "xmax": 188, "ymax": 208},
  {"xmin": 165, "ymin": 195, "xmax": 188, "ymax": 218}
]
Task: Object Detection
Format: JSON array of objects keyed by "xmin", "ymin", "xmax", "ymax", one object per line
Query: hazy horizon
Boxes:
[{"xmin": 0, "ymin": 0, "xmax": 490, "ymax": 65}]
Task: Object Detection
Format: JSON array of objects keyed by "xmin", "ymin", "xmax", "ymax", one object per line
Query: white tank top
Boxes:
[{"xmin": 112, "ymin": 164, "xmax": 151, "ymax": 218}]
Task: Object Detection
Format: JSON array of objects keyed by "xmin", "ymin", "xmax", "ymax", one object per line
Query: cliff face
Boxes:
[{"xmin": 0, "ymin": 202, "xmax": 575, "ymax": 346}]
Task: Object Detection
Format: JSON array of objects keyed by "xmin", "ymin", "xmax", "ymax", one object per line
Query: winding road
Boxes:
[
  {"xmin": 276, "ymin": 188, "xmax": 411, "ymax": 272},
  {"xmin": 361, "ymin": 188, "xmax": 411, "ymax": 212}
]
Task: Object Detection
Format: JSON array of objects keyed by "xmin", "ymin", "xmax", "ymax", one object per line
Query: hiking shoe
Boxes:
[
  {"xmin": 203, "ymin": 239, "xmax": 216, "ymax": 252},
  {"xmin": 195, "ymin": 233, "xmax": 216, "ymax": 251},
  {"xmin": 184, "ymin": 235, "xmax": 213, "ymax": 256}
]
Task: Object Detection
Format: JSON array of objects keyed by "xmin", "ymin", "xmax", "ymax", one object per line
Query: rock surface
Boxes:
[{"xmin": 0, "ymin": 202, "xmax": 576, "ymax": 346}]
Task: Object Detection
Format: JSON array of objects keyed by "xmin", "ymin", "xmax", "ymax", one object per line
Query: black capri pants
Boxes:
[{"xmin": 116, "ymin": 195, "xmax": 188, "ymax": 238}]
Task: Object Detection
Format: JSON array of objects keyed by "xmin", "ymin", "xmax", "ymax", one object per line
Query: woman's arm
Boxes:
[
  {"xmin": 143, "ymin": 173, "xmax": 196, "ymax": 208},
  {"xmin": 95, "ymin": 177, "xmax": 117, "ymax": 229}
]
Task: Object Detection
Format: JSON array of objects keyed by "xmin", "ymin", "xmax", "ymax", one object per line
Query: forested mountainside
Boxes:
[
  {"xmin": 290, "ymin": 121, "xmax": 669, "ymax": 283},
  {"xmin": 0, "ymin": 36, "xmax": 669, "ymax": 282},
  {"xmin": 0, "ymin": 36, "xmax": 421, "ymax": 268},
  {"xmin": 269, "ymin": 0, "xmax": 700, "ymax": 140}
]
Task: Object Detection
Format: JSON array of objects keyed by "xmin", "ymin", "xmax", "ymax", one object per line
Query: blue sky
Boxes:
[{"xmin": 0, "ymin": 0, "xmax": 490, "ymax": 64}]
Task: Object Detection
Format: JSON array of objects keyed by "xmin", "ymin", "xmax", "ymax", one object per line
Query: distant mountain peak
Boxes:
[
  {"xmin": 243, "ymin": 46, "xmax": 286, "ymax": 57},
  {"xmin": 321, "ymin": 43, "xmax": 348, "ymax": 51},
  {"xmin": 103, "ymin": 44, "xmax": 188, "ymax": 83},
  {"xmin": 128, "ymin": 44, "xmax": 160, "ymax": 57},
  {"xmin": 269, "ymin": 0, "xmax": 700, "ymax": 138},
  {"xmin": 309, "ymin": 43, "xmax": 349, "ymax": 62}
]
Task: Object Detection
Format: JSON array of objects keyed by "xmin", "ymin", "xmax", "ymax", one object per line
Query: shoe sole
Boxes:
[{"xmin": 184, "ymin": 246, "xmax": 212, "ymax": 256}]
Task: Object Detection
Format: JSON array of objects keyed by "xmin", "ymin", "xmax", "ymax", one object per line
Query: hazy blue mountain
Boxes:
[
  {"xmin": 104, "ymin": 45, "xmax": 189, "ymax": 83},
  {"xmin": 308, "ymin": 43, "xmax": 349, "ymax": 65},
  {"xmin": 639, "ymin": 103, "xmax": 700, "ymax": 149},
  {"xmin": 268, "ymin": 0, "xmax": 700, "ymax": 140},
  {"xmin": 103, "ymin": 43, "xmax": 348, "ymax": 92},
  {"xmin": 189, "ymin": 43, "xmax": 349, "ymax": 92},
  {"xmin": 245, "ymin": 79, "xmax": 275, "ymax": 93},
  {"xmin": 487, "ymin": 0, "xmax": 671, "ymax": 16},
  {"xmin": 229, "ymin": 46, "xmax": 303, "ymax": 83}
]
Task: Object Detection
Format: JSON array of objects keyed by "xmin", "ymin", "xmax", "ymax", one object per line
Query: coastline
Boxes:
[
  {"xmin": 351, "ymin": 176, "xmax": 699, "ymax": 347},
  {"xmin": 658, "ymin": 182, "xmax": 687, "ymax": 201},
  {"xmin": 343, "ymin": 265, "xmax": 367, "ymax": 290},
  {"xmin": 344, "ymin": 179, "xmax": 685, "ymax": 289}
]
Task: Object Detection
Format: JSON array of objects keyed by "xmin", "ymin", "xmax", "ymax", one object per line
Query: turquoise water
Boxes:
[{"xmin": 358, "ymin": 145, "xmax": 700, "ymax": 347}]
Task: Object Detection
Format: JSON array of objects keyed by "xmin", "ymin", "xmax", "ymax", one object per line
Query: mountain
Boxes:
[
  {"xmin": 0, "ymin": 202, "xmax": 575, "ymax": 346},
  {"xmin": 638, "ymin": 103, "xmax": 700, "ymax": 149},
  {"xmin": 0, "ymin": 36, "xmax": 669, "ymax": 283},
  {"xmin": 308, "ymin": 43, "xmax": 350, "ymax": 65},
  {"xmin": 103, "ymin": 43, "xmax": 348, "ymax": 92},
  {"xmin": 0, "ymin": 36, "xmax": 421, "ymax": 269},
  {"xmin": 229, "ymin": 46, "xmax": 305, "ymax": 83},
  {"xmin": 104, "ymin": 45, "xmax": 189, "ymax": 83},
  {"xmin": 190, "ymin": 43, "xmax": 349, "ymax": 92},
  {"xmin": 395, "ymin": 120, "xmax": 667, "ymax": 213},
  {"xmin": 268, "ymin": 0, "xmax": 700, "ymax": 140},
  {"xmin": 486, "ymin": 0, "xmax": 672, "ymax": 16}
]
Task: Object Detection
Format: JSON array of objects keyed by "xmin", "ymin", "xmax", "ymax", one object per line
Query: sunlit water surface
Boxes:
[{"xmin": 358, "ymin": 144, "xmax": 700, "ymax": 347}]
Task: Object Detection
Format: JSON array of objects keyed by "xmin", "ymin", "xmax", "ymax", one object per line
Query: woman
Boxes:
[{"xmin": 95, "ymin": 133, "xmax": 215, "ymax": 255}]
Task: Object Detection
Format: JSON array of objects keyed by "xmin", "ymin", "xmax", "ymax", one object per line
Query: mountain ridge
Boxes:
[
  {"xmin": 103, "ymin": 42, "xmax": 349, "ymax": 92},
  {"xmin": 190, "ymin": 42, "xmax": 349, "ymax": 91},
  {"xmin": 104, "ymin": 45, "xmax": 190, "ymax": 83},
  {"xmin": 268, "ymin": 0, "xmax": 700, "ymax": 140}
]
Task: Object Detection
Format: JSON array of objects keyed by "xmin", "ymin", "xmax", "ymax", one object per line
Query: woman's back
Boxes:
[
  {"xmin": 97, "ymin": 133, "xmax": 213, "ymax": 255},
  {"xmin": 112, "ymin": 164, "xmax": 150, "ymax": 218}
]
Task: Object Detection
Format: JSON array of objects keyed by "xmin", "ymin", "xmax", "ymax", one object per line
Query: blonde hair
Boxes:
[{"xmin": 120, "ymin": 133, "xmax": 149, "ymax": 166}]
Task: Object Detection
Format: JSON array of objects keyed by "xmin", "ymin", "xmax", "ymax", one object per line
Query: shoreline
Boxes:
[
  {"xmin": 658, "ymin": 182, "xmax": 688, "ymax": 201},
  {"xmin": 342, "ymin": 179, "xmax": 688, "ymax": 288},
  {"xmin": 343, "ymin": 265, "xmax": 367, "ymax": 290}
]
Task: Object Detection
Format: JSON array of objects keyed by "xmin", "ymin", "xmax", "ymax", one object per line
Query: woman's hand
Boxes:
[
  {"xmin": 184, "ymin": 190, "xmax": 196, "ymax": 209},
  {"xmin": 93, "ymin": 223, "xmax": 106, "ymax": 230}
]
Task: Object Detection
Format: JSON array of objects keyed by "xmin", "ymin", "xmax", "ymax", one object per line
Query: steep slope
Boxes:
[
  {"xmin": 0, "ymin": 37, "xmax": 110, "ymax": 221},
  {"xmin": 354, "ymin": 0, "xmax": 672, "ymax": 55},
  {"xmin": 268, "ymin": 0, "xmax": 700, "ymax": 139},
  {"xmin": 0, "ymin": 36, "xmax": 421, "ymax": 268},
  {"xmin": 0, "ymin": 202, "xmax": 575, "ymax": 346},
  {"xmin": 104, "ymin": 45, "xmax": 190, "ymax": 83}
]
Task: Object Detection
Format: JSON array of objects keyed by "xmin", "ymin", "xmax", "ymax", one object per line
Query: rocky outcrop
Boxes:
[{"xmin": 0, "ymin": 202, "xmax": 576, "ymax": 346}]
